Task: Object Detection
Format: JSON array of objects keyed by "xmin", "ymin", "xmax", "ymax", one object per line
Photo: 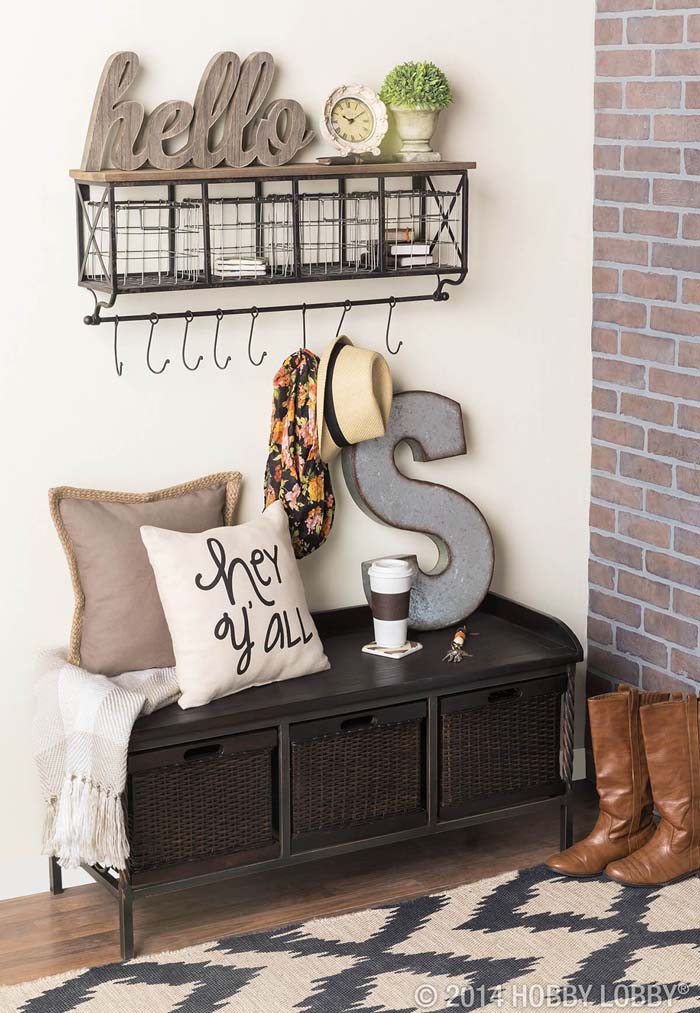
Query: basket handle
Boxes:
[
  {"xmin": 340, "ymin": 714, "xmax": 377, "ymax": 732},
  {"xmin": 487, "ymin": 687, "xmax": 522, "ymax": 704},
  {"xmin": 183, "ymin": 742, "xmax": 223, "ymax": 761}
]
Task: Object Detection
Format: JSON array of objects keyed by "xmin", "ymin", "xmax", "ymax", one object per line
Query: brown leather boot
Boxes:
[
  {"xmin": 606, "ymin": 694, "xmax": 700, "ymax": 887},
  {"xmin": 546, "ymin": 685, "xmax": 668, "ymax": 878}
]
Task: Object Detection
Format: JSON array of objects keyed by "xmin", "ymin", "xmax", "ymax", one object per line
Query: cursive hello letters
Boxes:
[
  {"xmin": 224, "ymin": 52, "xmax": 276, "ymax": 167},
  {"xmin": 187, "ymin": 52, "xmax": 240, "ymax": 169},
  {"xmin": 144, "ymin": 101, "xmax": 195, "ymax": 171},
  {"xmin": 80, "ymin": 51, "xmax": 313, "ymax": 171},
  {"xmin": 81, "ymin": 52, "xmax": 146, "ymax": 171}
]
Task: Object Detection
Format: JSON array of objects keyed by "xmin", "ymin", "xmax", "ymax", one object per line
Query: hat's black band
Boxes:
[{"xmin": 324, "ymin": 342, "xmax": 350, "ymax": 449}]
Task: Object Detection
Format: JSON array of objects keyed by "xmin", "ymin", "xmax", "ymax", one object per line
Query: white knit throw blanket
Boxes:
[{"xmin": 33, "ymin": 657, "xmax": 180, "ymax": 871}]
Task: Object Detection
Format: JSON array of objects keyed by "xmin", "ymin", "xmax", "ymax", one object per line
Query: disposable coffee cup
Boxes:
[{"xmin": 368, "ymin": 558, "xmax": 416, "ymax": 649}]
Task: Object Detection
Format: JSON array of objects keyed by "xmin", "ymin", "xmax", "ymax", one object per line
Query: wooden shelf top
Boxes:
[{"xmin": 69, "ymin": 160, "xmax": 476, "ymax": 184}]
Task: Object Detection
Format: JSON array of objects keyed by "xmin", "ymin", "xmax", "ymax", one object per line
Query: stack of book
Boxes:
[
  {"xmin": 385, "ymin": 228, "xmax": 415, "ymax": 243},
  {"xmin": 213, "ymin": 256, "xmax": 268, "ymax": 278},
  {"xmin": 388, "ymin": 242, "xmax": 434, "ymax": 267}
]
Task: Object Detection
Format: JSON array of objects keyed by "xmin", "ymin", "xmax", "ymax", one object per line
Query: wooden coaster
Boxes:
[{"xmin": 362, "ymin": 641, "xmax": 423, "ymax": 660}]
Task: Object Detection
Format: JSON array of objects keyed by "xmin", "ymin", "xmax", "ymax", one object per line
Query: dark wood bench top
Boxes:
[{"xmin": 130, "ymin": 593, "xmax": 582, "ymax": 753}]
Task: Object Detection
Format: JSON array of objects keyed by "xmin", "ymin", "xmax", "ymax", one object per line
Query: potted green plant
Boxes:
[{"xmin": 379, "ymin": 61, "xmax": 453, "ymax": 162}]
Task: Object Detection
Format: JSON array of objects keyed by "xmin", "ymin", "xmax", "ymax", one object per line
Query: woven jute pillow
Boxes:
[{"xmin": 50, "ymin": 472, "xmax": 242, "ymax": 676}]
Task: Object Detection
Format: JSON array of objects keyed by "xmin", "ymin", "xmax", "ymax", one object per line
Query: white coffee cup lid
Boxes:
[{"xmin": 368, "ymin": 558, "xmax": 417, "ymax": 580}]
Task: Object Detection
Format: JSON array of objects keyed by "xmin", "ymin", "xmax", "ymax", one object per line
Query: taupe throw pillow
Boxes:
[
  {"xmin": 50, "ymin": 473, "xmax": 242, "ymax": 676},
  {"xmin": 141, "ymin": 500, "xmax": 330, "ymax": 709}
]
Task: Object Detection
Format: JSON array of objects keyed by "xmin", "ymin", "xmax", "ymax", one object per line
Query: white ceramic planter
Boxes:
[{"xmin": 390, "ymin": 106, "xmax": 442, "ymax": 162}]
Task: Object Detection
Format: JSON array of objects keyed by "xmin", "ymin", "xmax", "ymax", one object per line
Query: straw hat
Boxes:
[{"xmin": 317, "ymin": 336, "xmax": 393, "ymax": 463}]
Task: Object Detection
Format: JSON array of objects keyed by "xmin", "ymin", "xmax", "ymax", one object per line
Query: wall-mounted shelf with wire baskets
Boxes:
[{"xmin": 71, "ymin": 161, "xmax": 474, "ymax": 327}]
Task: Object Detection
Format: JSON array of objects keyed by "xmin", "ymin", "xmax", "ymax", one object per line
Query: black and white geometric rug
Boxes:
[{"xmin": 3, "ymin": 865, "xmax": 700, "ymax": 1012}]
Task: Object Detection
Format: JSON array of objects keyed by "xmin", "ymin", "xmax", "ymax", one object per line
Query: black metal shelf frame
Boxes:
[{"xmin": 75, "ymin": 166, "xmax": 470, "ymax": 327}]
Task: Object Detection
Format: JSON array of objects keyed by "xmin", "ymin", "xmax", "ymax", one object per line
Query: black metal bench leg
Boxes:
[
  {"xmin": 49, "ymin": 856, "xmax": 63, "ymax": 895},
  {"xmin": 118, "ymin": 879, "xmax": 134, "ymax": 961},
  {"xmin": 560, "ymin": 794, "xmax": 574, "ymax": 851}
]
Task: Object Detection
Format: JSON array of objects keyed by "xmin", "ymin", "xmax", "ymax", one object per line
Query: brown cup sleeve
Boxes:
[{"xmin": 370, "ymin": 590, "xmax": 410, "ymax": 621}]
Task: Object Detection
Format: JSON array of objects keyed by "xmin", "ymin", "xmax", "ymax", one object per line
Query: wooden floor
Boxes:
[{"xmin": 0, "ymin": 785, "xmax": 595, "ymax": 987}]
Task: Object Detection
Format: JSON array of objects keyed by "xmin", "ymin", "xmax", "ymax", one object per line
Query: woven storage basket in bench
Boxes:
[
  {"xmin": 291, "ymin": 701, "xmax": 427, "ymax": 849},
  {"xmin": 128, "ymin": 729, "xmax": 277, "ymax": 875},
  {"xmin": 439, "ymin": 674, "xmax": 566, "ymax": 819}
]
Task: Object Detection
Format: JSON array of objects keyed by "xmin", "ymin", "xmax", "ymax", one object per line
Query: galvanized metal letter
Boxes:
[{"xmin": 342, "ymin": 390, "xmax": 494, "ymax": 630}]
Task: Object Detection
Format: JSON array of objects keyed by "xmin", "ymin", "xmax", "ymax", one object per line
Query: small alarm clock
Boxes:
[{"xmin": 320, "ymin": 84, "xmax": 388, "ymax": 157}]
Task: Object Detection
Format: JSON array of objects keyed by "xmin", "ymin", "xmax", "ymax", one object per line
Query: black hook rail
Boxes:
[
  {"xmin": 97, "ymin": 280, "xmax": 457, "ymax": 374},
  {"xmin": 84, "ymin": 287, "xmax": 449, "ymax": 328}
]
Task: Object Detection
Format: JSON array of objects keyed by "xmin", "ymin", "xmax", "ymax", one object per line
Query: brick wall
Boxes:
[{"xmin": 591, "ymin": 0, "xmax": 700, "ymax": 697}]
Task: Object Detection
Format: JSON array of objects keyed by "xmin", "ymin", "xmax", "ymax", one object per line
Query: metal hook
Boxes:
[
  {"xmin": 213, "ymin": 309, "xmax": 231, "ymax": 370},
  {"xmin": 301, "ymin": 303, "xmax": 307, "ymax": 347},
  {"xmin": 181, "ymin": 310, "xmax": 203, "ymax": 371},
  {"xmin": 247, "ymin": 307, "xmax": 266, "ymax": 367},
  {"xmin": 385, "ymin": 297, "xmax": 403, "ymax": 356},
  {"xmin": 146, "ymin": 313, "xmax": 170, "ymax": 374},
  {"xmin": 113, "ymin": 316, "xmax": 123, "ymax": 377},
  {"xmin": 335, "ymin": 299, "xmax": 352, "ymax": 337}
]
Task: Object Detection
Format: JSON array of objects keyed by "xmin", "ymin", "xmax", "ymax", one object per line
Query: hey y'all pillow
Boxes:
[{"xmin": 140, "ymin": 500, "xmax": 329, "ymax": 709}]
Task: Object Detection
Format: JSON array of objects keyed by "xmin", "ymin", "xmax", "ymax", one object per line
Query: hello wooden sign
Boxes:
[{"xmin": 81, "ymin": 51, "xmax": 314, "ymax": 171}]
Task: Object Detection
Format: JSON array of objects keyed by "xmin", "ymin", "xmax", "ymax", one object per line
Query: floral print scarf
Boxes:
[{"xmin": 264, "ymin": 349, "xmax": 335, "ymax": 558}]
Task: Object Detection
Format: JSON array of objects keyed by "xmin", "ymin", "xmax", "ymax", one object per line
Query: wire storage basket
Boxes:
[
  {"xmin": 384, "ymin": 186, "xmax": 463, "ymax": 273},
  {"xmin": 84, "ymin": 197, "xmax": 205, "ymax": 288},
  {"xmin": 208, "ymin": 187, "xmax": 295, "ymax": 281},
  {"xmin": 299, "ymin": 190, "xmax": 379, "ymax": 276},
  {"xmin": 76, "ymin": 168, "xmax": 468, "ymax": 300}
]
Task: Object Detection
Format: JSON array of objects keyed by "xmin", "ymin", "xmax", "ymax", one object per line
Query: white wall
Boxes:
[{"xmin": 0, "ymin": 0, "xmax": 594, "ymax": 899}]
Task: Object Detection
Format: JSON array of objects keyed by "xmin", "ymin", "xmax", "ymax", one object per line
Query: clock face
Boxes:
[
  {"xmin": 330, "ymin": 97, "xmax": 375, "ymax": 144},
  {"xmin": 321, "ymin": 85, "xmax": 388, "ymax": 156}
]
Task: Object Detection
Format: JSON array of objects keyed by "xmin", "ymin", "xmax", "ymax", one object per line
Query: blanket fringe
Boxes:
[{"xmin": 43, "ymin": 775, "xmax": 129, "ymax": 871}]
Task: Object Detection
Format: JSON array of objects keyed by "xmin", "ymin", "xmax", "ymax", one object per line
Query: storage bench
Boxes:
[{"xmin": 48, "ymin": 592, "xmax": 582, "ymax": 959}]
